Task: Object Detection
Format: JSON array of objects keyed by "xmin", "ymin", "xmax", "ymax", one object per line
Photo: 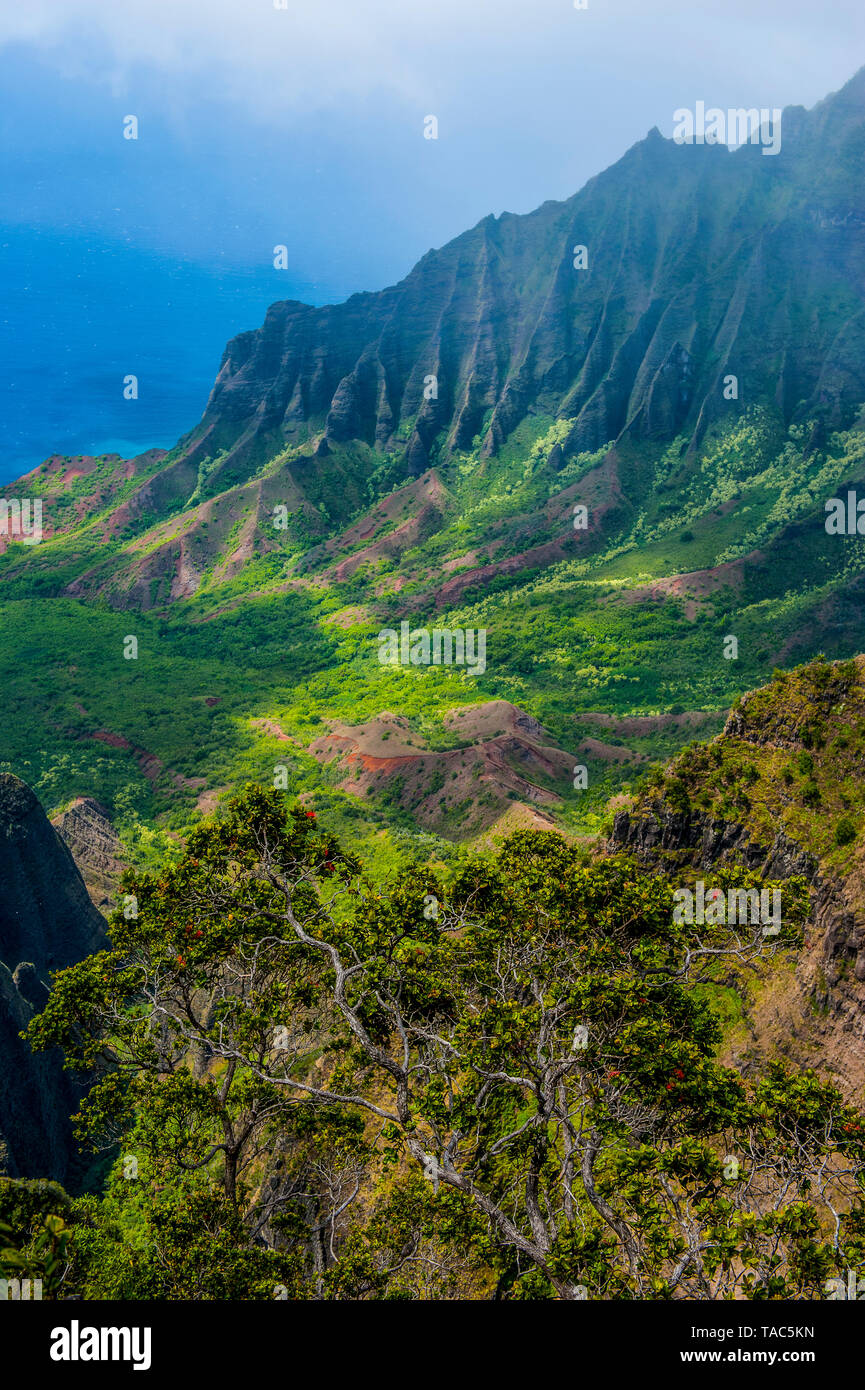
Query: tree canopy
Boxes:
[{"xmin": 20, "ymin": 786, "xmax": 865, "ymax": 1300}]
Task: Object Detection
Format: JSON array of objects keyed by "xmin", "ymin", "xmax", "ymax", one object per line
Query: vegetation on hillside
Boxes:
[
  {"xmin": 3, "ymin": 786, "xmax": 860, "ymax": 1300},
  {"xmin": 1, "ymin": 412, "xmax": 864, "ymax": 863},
  {"xmin": 621, "ymin": 655, "xmax": 865, "ymax": 878}
]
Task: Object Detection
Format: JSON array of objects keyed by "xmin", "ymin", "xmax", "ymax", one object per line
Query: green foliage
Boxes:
[
  {"xmin": 27, "ymin": 790, "xmax": 854, "ymax": 1301},
  {"xmin": 0, "ymin": 1179, "xmax": 74, "ymax": 1297},
  {"xmin": 67, "ymin": 1181, "xmax": 307, "ymax": 1301},
  {"xmin": 2, "ymin": 417, "xmax": 865, "ymax": 858}
]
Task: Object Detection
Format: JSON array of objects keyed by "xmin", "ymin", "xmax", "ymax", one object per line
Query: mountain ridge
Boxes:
[
  {"xmin": 606, "ymin": 653, "xmax": 865, "ymax": 1099},
  {"xmin": 2, "ymin": 70, "xmax": 865, "ymax": 859}
]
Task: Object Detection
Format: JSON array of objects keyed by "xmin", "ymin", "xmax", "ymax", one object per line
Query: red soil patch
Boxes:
[
  {"xmin": 576, "ymin": 737, "xmax": 647, "ymax": 765},
  {"xmin": 250, "ymin": 718, "xmax": 294, "ymax": 743},
  {"xmin": 313, "ymin": 472, "xmax": 452, "ymax": 584},
  {"xmin": 610, "ymin": 553, "xmax": 762, "ymax": 618},
  {"xmin": 91, "ymin": 730, "xmax": 131, "ymax": 750},
  {"xmin": 78, "ymin": 727, "xmax": 196, "ymax": 791},
  {"xmin": 579, "ymin": 710, "xmax": 721, "ymax": 736},
  {"xmin": 306, "ymin": 701, "xmax": 578, "ymax": 839},
  {"xmin": 432, "ymin": 538, "xmax": 574, "ymax": 608}
]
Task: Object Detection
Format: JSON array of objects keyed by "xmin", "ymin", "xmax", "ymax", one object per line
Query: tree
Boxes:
[
  {"xmin": 29, "ymin": 793, "xmax": 371, "ymax": 1292},
  {"xmin": 0, "ymin": 1179, "xmax": 72, "ymax": 1299},
  {"xmin": 30, "ymin": 787, "xmax": 865, "ymax": 1300}
]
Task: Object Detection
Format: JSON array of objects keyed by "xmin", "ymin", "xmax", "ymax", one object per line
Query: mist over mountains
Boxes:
[
  {"xmin": 6, "ymin": 47, "xmax": 865, "ymax": 1318},
  {"xmin": 0, "ymin": 72, "xmax": 864, "ymax": 852},
  {"xmin": 176, "ymin": 69, "xmax": 865, "ymax": 489}
]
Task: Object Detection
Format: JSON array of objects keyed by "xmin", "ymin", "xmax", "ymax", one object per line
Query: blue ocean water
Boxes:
[{"xmin": 0, "ymin": 227, "xmax": 317, "ymax": 485}]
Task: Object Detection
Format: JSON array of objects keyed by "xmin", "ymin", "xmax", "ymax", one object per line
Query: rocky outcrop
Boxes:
[
  {"xmin": 0, "ymin": 775, "xmax": 107, "ymax": 1185},
  {"xmin": 608, "ymin": 798, "xmax": 865, "ymax": 1097},
  {"xmin": 51, "ymin": 797, "xmax": 124, "ymax": 912},
  {"xmin": 159, "ymin": 70, "xmax": 865, "ymax": 498},
  {"xmin": 609, "ymin": 805, "xmax": 816, "ymax": 880},
  {"xmin": 0, "ymin": 775, "xmax": 105, "ymax": 988}
]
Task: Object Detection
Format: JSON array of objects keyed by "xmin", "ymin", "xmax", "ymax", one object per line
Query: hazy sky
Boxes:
[
  {"xmin": 3, "ymin": 0, "xmax": 864, "ymax": 301},
  {"xmin": 1, "ymin": 0, "xmax": 863, "ymax": 473}
]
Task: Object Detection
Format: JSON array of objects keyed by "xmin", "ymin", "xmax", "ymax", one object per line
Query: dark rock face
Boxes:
[
  {"xmin": 0, "ymin": 775, "xmax": 107, "ymax": 1184},
  {"xmin": 0, "ymin": 962, "xmax": 85, "ymax": 1182},
  {"xmin": 607, "ymin": 795, "xmax": 865, "ymax": 1094},
  {"xmin": 161, "ymin": 70, "xmax": 865, "ymax": 496},
  {"xmin": 0, "ymin": 775, "xmax": 105, "ymax": 985},
  {"xmin": 609, "ymin": 806, "xmax": 817, "ymax": 880}
]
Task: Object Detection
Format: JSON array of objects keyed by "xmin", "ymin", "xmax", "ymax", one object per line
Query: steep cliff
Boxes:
[
  {"xmin": 51, "ymin": 797, "xmax": 124, "ymax": 912},
  {"xmin": 158, "ymin": 69, "xmax": 865, "ymax": 497},
  {"xmin": 0, "ymin": 775, "xmax": 106, "ymax": 1183},
  {"xmin": 10, "ymin": 67, "xmax": 864, "ymax": 575},
  {"xmin": 607, "ymin": 655, "xmax": 865, "ymax": 1098}
]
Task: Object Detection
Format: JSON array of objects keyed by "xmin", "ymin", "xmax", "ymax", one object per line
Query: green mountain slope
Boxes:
[
  {"xmin": 608, "ymin": 654, "xmax": 865, "ymax": 1098},
  {"xmin": 2, "ymin": 71, "xmax": 865, "ymax": 861}
]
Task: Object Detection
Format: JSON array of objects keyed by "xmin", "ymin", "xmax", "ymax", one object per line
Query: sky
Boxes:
[{"xmin": 1, "ymin": 0, "xmax": 864, "ymax": 478}]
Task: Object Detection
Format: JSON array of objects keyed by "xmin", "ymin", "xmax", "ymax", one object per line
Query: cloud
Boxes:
[
  {"xmin": 0, "ymin": 0, "xmax": 861, "ymax": 213},
  {"xmin": 0, "ymin": 0, "xmax": 545, "ymax": 114},
  {"xmin": 7, "ymin": 0, "xmax": 863, "ymax": 124}
]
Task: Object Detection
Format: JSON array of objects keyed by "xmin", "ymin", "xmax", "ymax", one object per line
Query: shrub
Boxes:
[
  {"xmin": 665, "ymin": 777, "xmax": 691, "ymax": 814},
  {"xmin": 835, "ymin": 816, "xmax": 857, "ymax": 847},
  {"xmin": 802, "ymin": 780, "xmax": 821, "ymax": 808}
]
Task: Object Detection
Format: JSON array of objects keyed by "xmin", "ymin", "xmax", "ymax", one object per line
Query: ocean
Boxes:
[{"xmin": 0, "ymin": 226, "xmax": 313, "ymax": 484}]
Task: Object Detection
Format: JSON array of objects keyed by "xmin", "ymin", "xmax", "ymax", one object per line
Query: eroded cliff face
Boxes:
[
  {"xmin": 0, "ymin": 775, "xmax": 106, "ymax": 1183},
  {"xmin": 608, "ymin": 799, "xmax": 865, "ymax": 1100},
  {"xmin": 51, "ymin": 797, "xmax": 124, "ymax": 912},
  {"xmin": 128, "ymin": 69, "xmax": 865, "ymax": 503},
  {"xmin": 610, "ymin": 804, "xmax": 815, "ymax": 880}
]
